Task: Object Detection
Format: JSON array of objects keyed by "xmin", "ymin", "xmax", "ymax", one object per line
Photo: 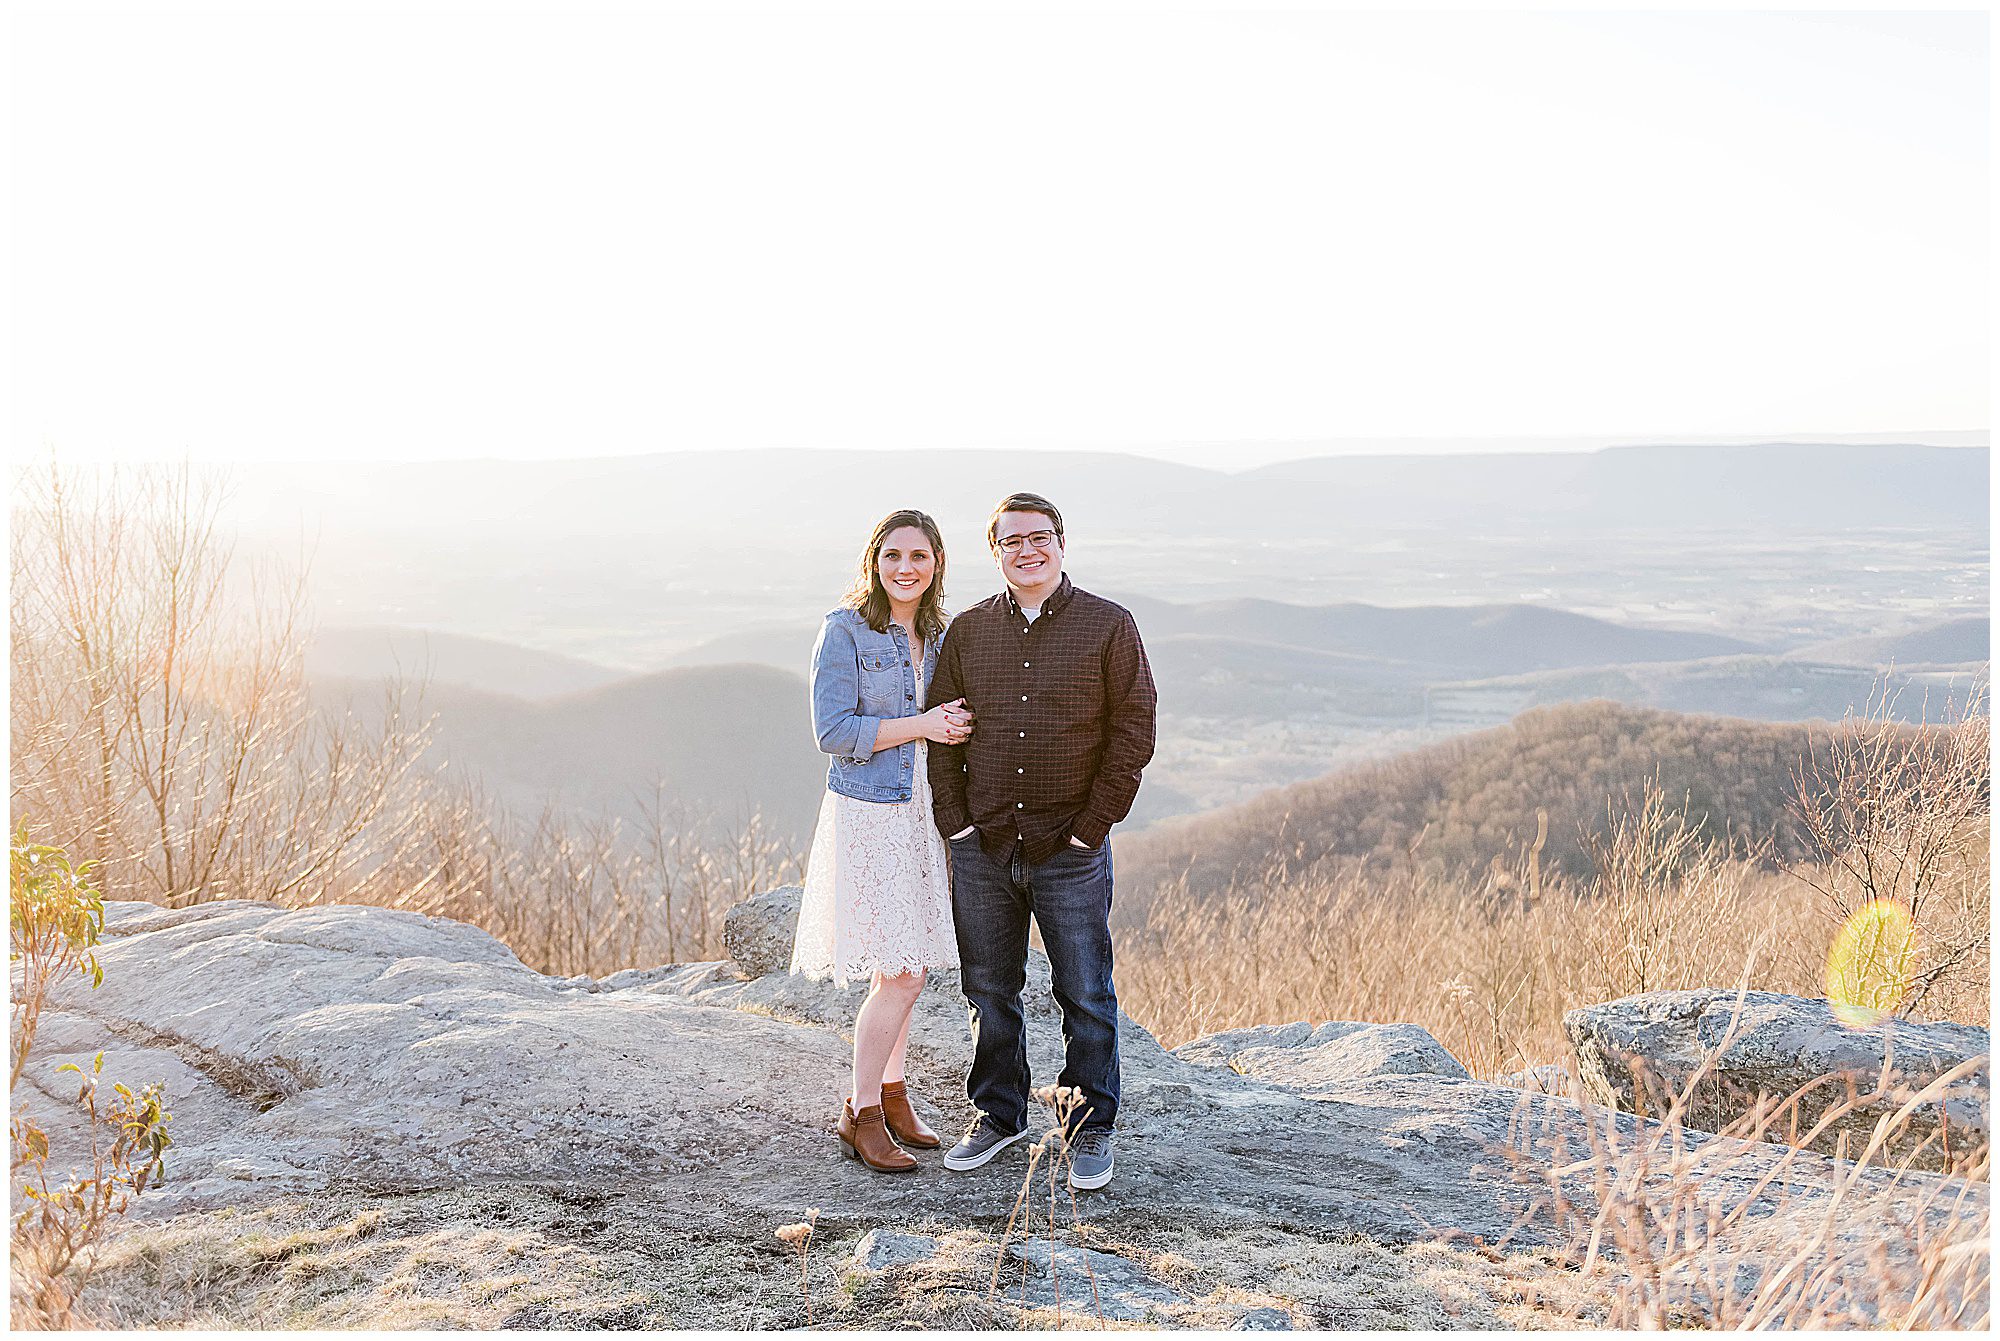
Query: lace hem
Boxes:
[{"xmin": 791, "ymin": 740, "xmax": 959, "ymax": 989}]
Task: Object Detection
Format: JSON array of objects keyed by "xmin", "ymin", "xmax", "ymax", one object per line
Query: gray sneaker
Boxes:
[
  {"xmin": 942, "ymin": 1117, "xmax": 1028, "ymax": 1171},
  {"xmin": 1066, "ymin": 1128, "xmax": 1115, "ymax": 1190}
]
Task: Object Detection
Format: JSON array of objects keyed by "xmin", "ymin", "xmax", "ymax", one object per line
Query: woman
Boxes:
[{"xmin": 792, "ymin": 509, "xmax": 973, "ymax": 1172}]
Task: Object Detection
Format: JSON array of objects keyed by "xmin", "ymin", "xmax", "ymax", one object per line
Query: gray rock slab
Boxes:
[
  {"xmin": 1565, "ymin": 989, "xmax": 1990, "ymax": 1172},
  {"xmin": 1002, "ymin": 1239, "xmax": 1192, "ymax": 1321},
  {"xmin": 1176, "ymin": 1019, "xmax": 1469, "ymax": 1093},
  {"xmin": 20, "ymin": 900, "xmax": 855, "ymax": 1217},
  {"xmin": 12, "ymin": 1007, "xmax": 267, "ymax": 1193},
  {"xmin": 1232, "ymin": 1305, "xmax": 1297, "ymax": 1329},
  {"xmin": 850, "ymin": 1228, "xmax": 941, "ymax": 1272},
  {"xmin": 15, "ymin": 896, "xmax": 1985, "ymax": 1281}
]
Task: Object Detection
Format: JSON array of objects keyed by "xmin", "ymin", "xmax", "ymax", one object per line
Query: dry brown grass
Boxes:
[
  {"xmin": 1133, "ymin": 1224, "xmax": 1609, "ymax": 1329},
  {"xmin": 1501, "ymin": 1022, "xmax": 1991, "ymax": 1328},
  {"xmin": 1121, "ymin": 751, "xmax": 1989, "ymax": 1078},
  {"xmin": 72, "ymin": 1187, "xmax": 866, "ymax": 1330},
  {"xmin": 72, "ymin": 1190, "xmax": 1604, "ymax": 1331},
  {"xmin": 1122, "ymin": 836, "xmax": 1816, "ymax": 1076},
  {"xmin": 357, "ymin": 774, "xmax": 801, "ymax": 976},
  {"xmin": 11, "ymin": 459, "xmax": 799, "ymax": 980}
]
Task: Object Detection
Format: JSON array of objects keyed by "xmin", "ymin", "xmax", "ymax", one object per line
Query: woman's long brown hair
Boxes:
[{"xmin": 842, "ymin": 509, "xmax": 948, "ymax": 641}]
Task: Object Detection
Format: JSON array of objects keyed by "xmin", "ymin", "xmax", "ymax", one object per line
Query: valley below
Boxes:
[{"xmin": 304, "ymin": 523, "xmax": 1988, "ymax": 839}]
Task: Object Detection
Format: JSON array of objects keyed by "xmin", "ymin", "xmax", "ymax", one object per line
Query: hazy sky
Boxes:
[{"xmin": 10, "ymin": 2, "xmax": 1989, "ymax": 467}]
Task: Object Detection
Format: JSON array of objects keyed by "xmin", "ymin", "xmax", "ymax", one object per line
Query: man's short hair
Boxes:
[{"xmin": 987, "ymin": 492, "xmax": 1064, "ymax": 549}]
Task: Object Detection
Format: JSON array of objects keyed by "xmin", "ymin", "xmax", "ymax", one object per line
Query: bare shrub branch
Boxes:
[
  {"xmin": 11, "ymin": 460, "xmax": 431, "ymax": 907},
  {"xmin": 1786, "ymin": 682, "xmax": 1991, "ymax": 1021}
]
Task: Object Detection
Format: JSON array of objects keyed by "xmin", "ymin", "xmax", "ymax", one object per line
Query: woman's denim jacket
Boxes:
[{"xmin": 810, "ymin": 606, "xmax": 942, "ymax": 803}]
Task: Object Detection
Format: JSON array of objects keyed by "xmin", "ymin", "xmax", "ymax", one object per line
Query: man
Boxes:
[{"xmin": 926, "ymin": 491, "xmax": 1157, "ymax": 1191}]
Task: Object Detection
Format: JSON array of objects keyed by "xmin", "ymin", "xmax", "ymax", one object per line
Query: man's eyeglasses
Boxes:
[{"xmin": 995, "ymin": 530, "xmax": 1059, "ymax": 555}]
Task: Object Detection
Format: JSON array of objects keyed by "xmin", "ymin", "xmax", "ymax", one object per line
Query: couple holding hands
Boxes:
[{"xmin": 790, "ymin": 491, "xmax": 1157, "ymax": 1192}]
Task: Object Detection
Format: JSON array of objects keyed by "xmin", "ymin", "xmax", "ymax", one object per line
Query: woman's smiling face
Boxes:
[{"xmin": 878, "ymin": 525, "xmax": 937, "ymax": 605}]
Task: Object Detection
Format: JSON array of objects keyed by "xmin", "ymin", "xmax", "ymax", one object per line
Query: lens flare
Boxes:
[{"xmin": 1824, "ymin": 899, "xmax": 1918, "ymax": 1028}]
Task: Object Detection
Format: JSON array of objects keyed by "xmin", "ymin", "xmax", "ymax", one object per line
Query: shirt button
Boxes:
[
  {"xmin": 1016, "ymin": 767, "xmax": 1024, "ymax": 774},
  {"xmin": 1023, "ymin": 661, "xmax": 1031, "ymax": 668},
  {"xmin": 1016, "ymin": 802, "xmax": 1024, "ymax": 809},
  {"xmin": 1021, "ymin": 694, "xmax": 1028, "ymax": 701},
  {"xmin": 1018, "ymin": 731, "xmax": 1025, "ymax": 737}
]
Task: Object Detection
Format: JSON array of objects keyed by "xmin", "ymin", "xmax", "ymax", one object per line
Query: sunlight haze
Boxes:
[{"xmin": 9, "ymin": 4, "xmax": 1989, "ymax": 466}]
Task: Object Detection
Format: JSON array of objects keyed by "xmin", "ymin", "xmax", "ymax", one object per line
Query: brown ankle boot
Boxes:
[
  {"xmin": 880, "ymin": 1080, "xmax": 941, "ymax": 1149},
  {"xmin": 839, "ymin": 1099, "xmax": 917, "ymax": 1172}
]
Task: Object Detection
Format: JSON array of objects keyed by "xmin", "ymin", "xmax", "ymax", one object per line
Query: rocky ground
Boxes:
[{"xmin": 11, "ymin": 891, "xmax": 1988, "ymax": 1329}]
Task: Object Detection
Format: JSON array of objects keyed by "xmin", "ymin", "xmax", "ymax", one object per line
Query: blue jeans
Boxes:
[{"xmin": 948, "ymin": 835, "xmax": 1120, "ymax": 1135}]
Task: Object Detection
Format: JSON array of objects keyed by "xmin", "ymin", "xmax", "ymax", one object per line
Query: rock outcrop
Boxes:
[
  {"xmin": 722, "ymin": 884, "xmax": 806, "ymax": 977},
  {"xmin": 1564, "ymin": 989, "xmax": 1990, "ymax": 1173},
  {"xmin": 11, "ymin": 896, "xmax": 1986, "ymax": 1328},
  {"xmin": 13, "ymin": 896, "xmax": 1566, "ymax": 1243}
]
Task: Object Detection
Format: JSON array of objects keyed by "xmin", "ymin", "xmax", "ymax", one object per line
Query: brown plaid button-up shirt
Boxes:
[{"xmin": 926, "ymin": 574, "xmax": 1158, "ymax": 864}]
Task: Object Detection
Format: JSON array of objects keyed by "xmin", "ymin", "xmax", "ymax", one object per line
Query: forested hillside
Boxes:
[{"xmin": 1113, "ymin": 699, "xmax": 1977, "ymax": 899}]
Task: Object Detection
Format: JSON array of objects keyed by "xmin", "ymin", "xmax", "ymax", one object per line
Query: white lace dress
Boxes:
[{"xmin": 791, "ymin": 669, "xmax": 960, "ymax": 987}]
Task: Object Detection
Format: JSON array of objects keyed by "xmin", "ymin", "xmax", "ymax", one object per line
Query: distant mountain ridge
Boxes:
[
  {"xmin": 1112, "ymin": 596, "xmax": 1761, "ymax": 678},
  {"xmin": 1422, "ymin": 656, "xmax": 1986, "ymax": 733},
  {"xmin": 312, "ymin": 663, "xmax": 827, "ymax": 844},
  {"xmin": 1792, "ymin": 617, "xmax": 1990, "ymax": 668},
  {"xmin": 659, "ymin": 597, "xmax": 1759, "ymax": 682},
  {"xmin": 229, "ymin": 441, "xmax": 1988, "ymax": 547},
  {"xmin": 307, "ymin": 606, "xmax": 1976, "ymax": 845},
  {"xmin": 309, "ymin": 626, "xmax": 627, "ymax": 699},
  {"xmin": 1244, "ymin": 443, "xmax": 1988, "ymax": 530},
  {"xmin": 324, "ymin": 597, "xmax": 1760, "ymax": 699}
]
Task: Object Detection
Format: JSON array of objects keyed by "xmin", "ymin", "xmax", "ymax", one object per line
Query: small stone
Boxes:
[
  {"xmin": 1005, "ymin": 1240, "xmax": 1191, "ymax": 1321},
  {"xmin": 1232, "ymin": 1306, "xmax": 1296, "ymax": 1330},
  {"xmin": 851, "ymin": 1229, "xmax": 939, "ymax": 1272}
]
